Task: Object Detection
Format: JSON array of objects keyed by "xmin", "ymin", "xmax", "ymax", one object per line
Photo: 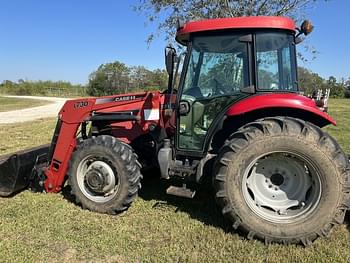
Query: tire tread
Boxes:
[
  {"xmin": 67, "ymin": 135, "xmax": 142, "ymax": 214},
  {"xmin": 213, "ymin": 116, "xmax": 350, "ymax": 245}
]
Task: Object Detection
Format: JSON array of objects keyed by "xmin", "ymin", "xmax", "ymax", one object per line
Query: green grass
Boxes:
[
  {"xmin": 0, "ymin": 96, "xmax": 50, "ymax": 112},
  {"xmin": 0, "ymin": 99, "xmax": 350, "ymax": 262},
  {"xmin": 324, "ymin": 99, "xmax": 350, "ymax": 153},
  {"xmin": 0, "ymin": 118, "xmax": 57, "ymax": 155}
]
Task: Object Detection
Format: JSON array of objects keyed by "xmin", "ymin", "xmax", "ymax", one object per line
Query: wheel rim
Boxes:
[
  {"xmin": 242, "ymin": 152, "xmax": 322, "ymax": 223},
  {"xmin": 76, "ymin": 155, "xmax": 120, "ymax": 203}
]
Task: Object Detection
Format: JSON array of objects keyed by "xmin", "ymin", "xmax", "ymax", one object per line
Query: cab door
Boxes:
[{"xmin": 177, "ymin": 34, "xmax": 250, "ymax": 152}]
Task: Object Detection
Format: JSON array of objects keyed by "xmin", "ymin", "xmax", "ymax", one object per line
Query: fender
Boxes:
[{"xmin": 226, "ymin": 93, "xmax": 336, "ymax": 126}]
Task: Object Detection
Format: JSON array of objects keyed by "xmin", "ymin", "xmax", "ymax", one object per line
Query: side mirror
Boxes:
[
  {"xmin": 300, "ymin": 20, "xmax": 314, "ymax": 36},
  {"xmin": 295, "ymin": 20, "xmax": 314, "ymax": 44},
  {"xmin": 178, "ymin": 100, "xmax": 191, "ymax": 116},
  {"xmin": 165, "ymin": 46, "xmax": 176, "ymax": 75}
]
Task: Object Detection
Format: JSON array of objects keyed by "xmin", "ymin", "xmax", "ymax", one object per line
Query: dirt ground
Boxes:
[{"xmin": 0, "ymin": 96, "xmax": 69, "ymax": 124}]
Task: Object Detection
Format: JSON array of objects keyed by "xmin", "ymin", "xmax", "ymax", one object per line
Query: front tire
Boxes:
[
  {"xmin": 68, "ymin": 135, "xmax": 142, "ymax": 214},
  {"xmin": 213, "ymin": 117, "xmax": 350, "ymax": 245}
]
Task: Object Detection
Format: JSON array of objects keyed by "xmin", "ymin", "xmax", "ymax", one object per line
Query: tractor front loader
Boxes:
[
  {"xmin": 0, "ymin": 16, "xmax": 349, "ymax": 246},
  {"xmin": 0, "ymin": 144, "xmax": 49, "ymax": 196}
]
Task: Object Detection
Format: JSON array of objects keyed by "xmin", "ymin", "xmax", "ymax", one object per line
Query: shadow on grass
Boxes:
[
  {"xmin": 138, "ymin": 168, "xmax": 229, "ymax": 232},
  {"xmin": 344, "ymin": 211, "xmax": 350, "ymax": 231},
  {"xmin": 61, "ymin": 185, "xmax": 76, "ymax": 204},
  {"xmin": 59, "ymin": 168, "xmax": 350, "ymax": 238},
  {"xmin": 61, "ymin": 168, "xmax": 229, "ymax": 232}
]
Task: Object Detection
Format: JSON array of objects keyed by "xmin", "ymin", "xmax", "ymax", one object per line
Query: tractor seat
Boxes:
[
  {"xmin": 183, "ymin": 86, "xmax": 203, "ymax": 98},
  {"xmin": 180, "ymin": 94, "xmax": 205, "ymax": 136}
]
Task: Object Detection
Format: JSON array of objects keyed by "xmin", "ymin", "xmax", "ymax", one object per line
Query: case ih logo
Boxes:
[{"xmin": 115, "ymin": 95, "xmax": 136, "ymax": 102}]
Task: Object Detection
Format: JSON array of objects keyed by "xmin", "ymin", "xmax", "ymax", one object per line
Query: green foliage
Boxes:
[
  {"xmin": 344, "ymin": 80, "xmax": 350, "ymax": 98},
  {"xmin": 88, "ymin": 61, "xmax": 130, "ymax": 96},
  {"xmin": 135, "ymin": 0, "xmax": 324, "ymax": 45},
  {"xmin": 298, "ymin": 67, "xmax": 325, "ymax": 95},
  {"xmin": 327, "ymin": 76, "xmax": 344, "ymax": 98},
  {"xmin": 149, "ymin": 68, "xmax": 168, "ymax": 90},
  {"xmin": 298, "ymin": 67, "xmax": 346, "ymax": 98},
  {"xmin": 87, "ymin": 60, "xmax": 168, "ymax": 96},
  {"xmin": 0, "ymin": 80, "xmax": 86, "ymax": 97}
]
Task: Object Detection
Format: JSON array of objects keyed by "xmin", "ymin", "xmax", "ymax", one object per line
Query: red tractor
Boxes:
[{"xmin": 0, "ymin": 16, "xmax": 349, "ymax": 245}]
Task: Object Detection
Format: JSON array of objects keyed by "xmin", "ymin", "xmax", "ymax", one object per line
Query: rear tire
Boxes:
[
  {"xmin": 68, "ymin": 135, "xmax": 142, "ymax": 214},
  {"xmin": 213, "ymin": 117, "xmax": 350, "ymax": 245}
]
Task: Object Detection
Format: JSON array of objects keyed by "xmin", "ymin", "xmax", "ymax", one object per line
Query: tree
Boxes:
[
  {"xmin": 297, "ymin": 68, "xmax": 345, "ymax": 98},
  {"xmin": 87, "ymin": 60, "xmax": 169, "ymax": 96},
  {"xmin": 298, "ymin": 67, "xmax": 326, "ymax": 96},
  {"xmin": 327, "ymin": 76, "xmax": 344, "ymax": 98},
  {"xmin": 344, "ymin": 78, "xmax": 350, "ymax": 98},
  {"xmin": 346, "ymin": 79, "xmax": 350, "ymax": 89},
  {"xmin": 135, "ymin": 0, "xmax": 323, "ymax": 44},
  {"xmin": 87, "ymin": 61, "xmax": 131, "ymax": 96},
  {"xmin": 148, "ymin": 69, "xmax": 168, "ymax": 89},
  {"xmin": 130, "ymin": 66, "xmax": 152, "ymax": 89}
]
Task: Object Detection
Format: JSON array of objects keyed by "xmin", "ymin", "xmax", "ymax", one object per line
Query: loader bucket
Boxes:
[{"xmin": 0, "ymin": 144, "xmax": 50, "ymax": 196}]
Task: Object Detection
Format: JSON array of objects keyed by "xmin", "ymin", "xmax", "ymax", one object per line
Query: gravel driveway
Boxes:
[{"xmin": 0, "ymin": 96, "xmax": 69, "ymax": 124}]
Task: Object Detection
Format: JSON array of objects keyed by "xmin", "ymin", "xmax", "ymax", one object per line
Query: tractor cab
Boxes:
[{"xmin": 166, "ymin": 17, "xmax": 307, "ymax": 154}]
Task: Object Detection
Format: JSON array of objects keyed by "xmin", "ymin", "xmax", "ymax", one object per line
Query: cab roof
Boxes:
[{"xmin": 176, "ymin": 16, "xmax": 296, "ymax": 45}]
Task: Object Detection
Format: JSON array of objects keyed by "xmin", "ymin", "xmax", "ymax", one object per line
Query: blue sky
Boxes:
[{"xmin": 0, "ymin": 0, "xmax": 349, "ymax": 84}]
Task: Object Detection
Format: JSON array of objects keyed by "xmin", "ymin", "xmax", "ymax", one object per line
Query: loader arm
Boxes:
[
  {"xmin": 44, "ymin": 92, "xmax": 162, "ymax": 193},
  {"xmin": 44, "ymin": 98, "xmax": 95, "ymax": 192}
]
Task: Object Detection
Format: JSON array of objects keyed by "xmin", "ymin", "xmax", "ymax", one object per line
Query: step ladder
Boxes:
[{"xmin": 166, "ymin": 184, "xmax": 196, "ymax": 199}]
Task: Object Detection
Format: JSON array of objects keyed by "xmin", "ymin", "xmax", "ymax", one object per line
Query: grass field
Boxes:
[
  {"xmin": 0, "ymin": 96, "xmax": 50, "ymax": 112},
  {"xmin": 0, "ymin": 99, "xmax": 350, "ymax": 262}
]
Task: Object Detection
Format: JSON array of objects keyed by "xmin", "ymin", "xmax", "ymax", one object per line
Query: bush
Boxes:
[
  {"xmin": 0, "ymin": 80, "xmax": 87, "ymax": 97},
  {"xmin": 344, "ymin": 89, "xmax": 350, "ymax": 98}
]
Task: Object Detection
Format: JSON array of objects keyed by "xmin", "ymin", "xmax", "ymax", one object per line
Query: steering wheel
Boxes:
[
  {"xmin": 213, "ymin": 78, "xmax": 226, "ymax": 95},
  {"xmin": 161, "ymin": 88, "xmax": 178, "ymax": 94}
]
